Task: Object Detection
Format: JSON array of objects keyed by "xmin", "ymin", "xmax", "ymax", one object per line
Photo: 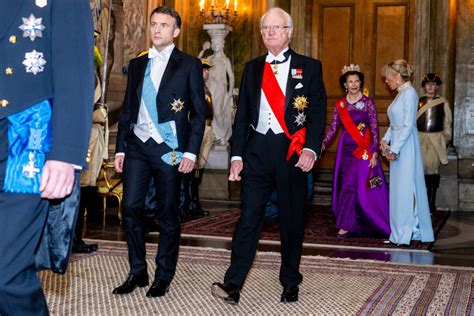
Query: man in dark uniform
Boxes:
[
  {"xmin": 211, "ymin": 7, "xmax": 326, "ymax": 305},
  {"xmin": 180, "ymin": 59, "xmax": 213, "ymax": 219},
  {"xmin": 417, "ymin": 73, "xmax": 452, "ymax": 213},
  {"xmin": 112, "ymin": 6, "xmax": 206, "ymax": 298},
  {"xmin": 0, "ymin": 0, "xmax": 94, "ymax": 314}
]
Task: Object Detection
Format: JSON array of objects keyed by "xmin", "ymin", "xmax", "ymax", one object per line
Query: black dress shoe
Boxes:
[
  {"xmin": 72, "ymin": 239, "xmax": 99, "ymax": 253},
  {"xmin": 211, "ymin": 282, "xmax": 240, "ymax": 305},
  {"xmin": 112, "ymin": 273, "xmax": 149, "ymax": 295},
  {"xmin": 280, "ymin": 285, "xmax": 299, "ymax": 303},
  {"xmin": 146, "ymin": 279, "xmax": 171, "ymax": 297}
]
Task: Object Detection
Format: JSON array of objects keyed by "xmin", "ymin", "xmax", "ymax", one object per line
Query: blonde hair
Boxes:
[{"xmin": 381, "ymin": 59, "xmax": 414, "ymax": 82}]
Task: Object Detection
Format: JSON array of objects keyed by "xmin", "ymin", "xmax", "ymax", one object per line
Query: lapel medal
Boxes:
[
  {"xmin": 291, "ymin": 68, "xmax": 303, "ymax": 79},
  {"xmin": 36, "ymin": 0, "xmax": 47, "ymax": 8},
  {"xmin": 292, "ymin": 95, "xmax": 308, "ymax": 111},
  {"xmin": 170, "ymin": 98, "xmax": 185, "ymax": 113}
]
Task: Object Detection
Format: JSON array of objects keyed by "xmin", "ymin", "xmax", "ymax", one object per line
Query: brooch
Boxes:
[
  {"xmin": 292, "ymin": 95, "xmax": 308, "ymax": 111},
  {"xmin": 170, "ymin": 98, "xmax": 185, "ymax": 112},
  {"xmin": 355, "ymin": 101, "xmax": 365, "ymax": 110},
  {"xmin": 291, "ymin": 68, "xmax": 303, "ymax": 79},
  {"xmin": 340, "ymin": 101, "xmax": 344, "ymax": 108},
  {"xmin": 294, "ymin": 112, "xmax": 307, "ymax": 126},
  {"xmin": 23, "ymin": 50, "xmax": 46, "ymax": 75},
  {"xmin": 19, "ymin": 14, "xmax": 45, "ymax": 41}
]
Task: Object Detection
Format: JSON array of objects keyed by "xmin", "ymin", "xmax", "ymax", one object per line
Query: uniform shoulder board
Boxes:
[{"xmin": 135, "ymin": 50, "xmax": 149, "ymax": 58}]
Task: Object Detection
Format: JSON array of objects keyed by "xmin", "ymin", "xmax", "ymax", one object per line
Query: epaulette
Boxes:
[{"xmin": 135, "ymin": 50, "xmax": 149, "ymax": 58}]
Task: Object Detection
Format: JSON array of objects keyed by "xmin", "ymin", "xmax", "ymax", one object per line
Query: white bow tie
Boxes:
[
  {"xmin": 148, "ymin": 47, "xmax": 167, "ymax": 61},
  {"xmin": 265, "ymin": 54, "xmax": 286, "ymax": 64}
]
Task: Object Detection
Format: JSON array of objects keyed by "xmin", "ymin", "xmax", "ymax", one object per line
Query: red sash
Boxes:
[
  {"xmin": 261, "ymin": 63, "xmax": 306, "ymax": 160},
  {"xmin": 336, "ymin": 98, "xmax": 372, "ymax": 160}
]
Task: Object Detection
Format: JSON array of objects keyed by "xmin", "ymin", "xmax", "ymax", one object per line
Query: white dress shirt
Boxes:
[
  {"xmin": 116, "ymin": 44, "xmax": 196, "ymax": 162},
  {"xmin": 231, "ymin": 47, "xmax": 317, "ymax": 162},
  {"xmin": 255, "ymin": 49, "xmax": 290, "ymax": 135}
]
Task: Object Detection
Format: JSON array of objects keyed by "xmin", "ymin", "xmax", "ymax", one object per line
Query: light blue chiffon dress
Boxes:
[{"xmin": 382, "ymin": 82, "xmax": 434, "ymax": 245}]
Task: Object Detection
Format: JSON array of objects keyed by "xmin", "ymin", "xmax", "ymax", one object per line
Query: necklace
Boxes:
[{"xmin": 346, "ymin": 92, "xmax": 362, "ymax": 104}]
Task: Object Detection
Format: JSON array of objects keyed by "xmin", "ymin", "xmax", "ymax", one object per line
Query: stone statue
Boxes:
[{"xmin": 206, "ymin": 33, "xmax": 234, "ymax": 146}]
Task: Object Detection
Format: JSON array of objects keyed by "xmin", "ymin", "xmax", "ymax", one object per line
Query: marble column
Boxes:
[{"xmin": 453, "ymin": 0, "xmax": 474, "ymax": 211}]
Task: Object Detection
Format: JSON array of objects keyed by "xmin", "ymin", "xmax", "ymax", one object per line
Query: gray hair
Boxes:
[{"xmin": 260, "ymin": 7, "xmax": 293, "ymax": 29}]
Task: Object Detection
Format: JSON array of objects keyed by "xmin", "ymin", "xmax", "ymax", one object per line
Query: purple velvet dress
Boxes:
[{"xmin": 323, "ymin": 96, "xmax": 390, "ymax": 236}]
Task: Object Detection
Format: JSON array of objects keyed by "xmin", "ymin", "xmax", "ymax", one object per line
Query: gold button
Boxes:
[
  {"xmin": 5, "ymin": 67, "xmax": 13, "ymax": 75},
  {"xmin": 9, "ymin": 35, "xmax": 16, "ymax": 44},
  {"xmin": 1, "ymin": 99, "xmax": 9, "ymax": 107}
]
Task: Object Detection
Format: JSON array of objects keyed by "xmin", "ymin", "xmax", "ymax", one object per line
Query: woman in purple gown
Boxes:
[{"xmin": 322, "ymin": 64, "xmax": 390, "ymax": 239}]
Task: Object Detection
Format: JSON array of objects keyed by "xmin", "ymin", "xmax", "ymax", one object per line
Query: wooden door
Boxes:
[{"xmin": 311, "ymin": 0, "xmax": 414, "ymax": 169}]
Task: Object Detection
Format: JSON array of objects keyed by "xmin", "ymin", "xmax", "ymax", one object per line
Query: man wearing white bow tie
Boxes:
[
  {"xmin": 212, "ymin": 7, "xmax": 327, "ymax": 305},
  {"xmin": 113, "ymin": 6, "xmax": 206, "ymax": 298}
]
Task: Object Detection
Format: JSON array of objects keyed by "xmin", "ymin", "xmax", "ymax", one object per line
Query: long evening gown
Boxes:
[
  {"xmin": 323, "ymin": 95, "xmax": 390, "ymax": 236},
  {"xmin": 382, "ymin": 83, "xmax": 434, "ymax": 245}
]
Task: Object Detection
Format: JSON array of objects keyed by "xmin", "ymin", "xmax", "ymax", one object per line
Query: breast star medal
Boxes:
[
  {"xmin": 170, "ymin": 98, "xmax": 185, "ymax": 113},
  {"xmin": 23, "ymin": 50, "xmax": 46, "ymax": 75},
  {"xmin": 19, "ymin": 14, "xmax": 45, "ymax": 41},
  {"xmin": 292, "ymin": 96, "xmax": 309, "ymax": 111},
  {"xmin": 294, "ymin": 112, "xmax": 307, "ymax": 126}
]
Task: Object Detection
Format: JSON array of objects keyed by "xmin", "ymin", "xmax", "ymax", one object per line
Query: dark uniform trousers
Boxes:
[
  {"xmin": 224, "ymin": 130, "xmax": 308, "ymax": 288},
  {"xmin": 122, "ymin": 133, "xmax": 182, "ymax": 282},
  {"xmin": 0, "ymin": 118, "xmax": 48, "ymax": 316}
]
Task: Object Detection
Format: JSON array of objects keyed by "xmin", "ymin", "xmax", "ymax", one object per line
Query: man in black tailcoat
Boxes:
[
  {"xmin": 0, "ymin": 0, "xmax": 94, "ymax": 314},
  {"xmin": 112, "ymin": 6, "xmax": 206, "ymax": 298},
  {"xmin": 211, "ymin": 7, "xmax": 327, "ymax": 305}
]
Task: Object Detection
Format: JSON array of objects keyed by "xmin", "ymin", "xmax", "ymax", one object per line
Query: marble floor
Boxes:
[{"xmin": 82, "ymin": 200, "xmax": 474, "ymax": 268}]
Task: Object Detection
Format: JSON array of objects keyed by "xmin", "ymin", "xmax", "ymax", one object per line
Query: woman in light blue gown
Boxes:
[{"xmin": 380, "ymin": 60, "xmax": 434, "ymax": 245}]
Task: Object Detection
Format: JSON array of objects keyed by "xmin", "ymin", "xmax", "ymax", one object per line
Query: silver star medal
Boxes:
[
  {"xmin": 19, "ymin": 14, "xmax": 45, "ymax": 41},
  {"xmin": 23, "ymin": 50, "xmax": 46, "ymax": 75},
  {"xmin": 294, "ymin": 112, "xmax": 306, "ymax": 126}
]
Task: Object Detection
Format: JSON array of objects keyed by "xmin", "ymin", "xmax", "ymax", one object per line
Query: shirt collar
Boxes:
[
  {"xmin": 265, "ymin": 47, "xmax": 290, "ymax": 63},
  {"xmin": 149, "ymin": 43, "xmax": 175, "ymax": 61}
]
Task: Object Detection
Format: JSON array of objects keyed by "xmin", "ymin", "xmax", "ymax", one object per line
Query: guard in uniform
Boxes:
[
  {"xmin": 180, "ymin": 59, "xmax": 213, "ymax": 219},
  {"xmin": 417, "ymin": 73, "xmax": 452, "ymax": 213},
  {"xmin": 0, "ymin": 0, "xmax": 94, "ymax": 314}
]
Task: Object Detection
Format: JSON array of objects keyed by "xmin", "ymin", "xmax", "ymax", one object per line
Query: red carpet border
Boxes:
[{"xmin": 181, "ymin": 206, "xmax": 450, "ymax": 250}]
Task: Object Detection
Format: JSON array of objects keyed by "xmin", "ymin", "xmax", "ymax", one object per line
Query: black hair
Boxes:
[
  {"xmin": 150, "ymin": 6, "xmax": 181, "ymax": 29},
  {"xmin": 339, "ymin": 71, "xmax": 365, "ymax": 91}
]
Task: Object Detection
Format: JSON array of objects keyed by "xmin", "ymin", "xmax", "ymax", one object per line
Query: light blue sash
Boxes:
[
  {"xmin": 143, "ymin": 60, "xmax": 182, "ymax": 165},
  {"xmin": 3, "ymin": 100, "xmax": 52, "ymax": 194}
]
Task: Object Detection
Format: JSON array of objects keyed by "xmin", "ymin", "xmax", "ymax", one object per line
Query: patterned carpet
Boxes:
[
  {"xmin": 40, "ymin": 241, "xmax": 473, "ymax": 315},
  {"xmin": 181, "ymin": 206, "xmax": 450, "ymax": 250}
]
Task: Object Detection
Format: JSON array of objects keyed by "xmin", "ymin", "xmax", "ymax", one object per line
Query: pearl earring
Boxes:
[{"xmin": 397, "ymin": 80, "xmax": 400, "ymax": 85}]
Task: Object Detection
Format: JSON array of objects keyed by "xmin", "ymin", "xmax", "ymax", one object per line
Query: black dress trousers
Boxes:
[
  {"xmin": 224, "ymin": 130, "xmax": 308, "ymax": 288},
  {"xmin": 122, "ymin": 133, "xmax": 182, "ymax": 282}
]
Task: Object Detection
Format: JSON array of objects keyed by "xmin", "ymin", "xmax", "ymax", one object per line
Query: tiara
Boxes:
[{"xmin": 341, "ymin": 63, "xmax": 361, "ymax": 74}]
